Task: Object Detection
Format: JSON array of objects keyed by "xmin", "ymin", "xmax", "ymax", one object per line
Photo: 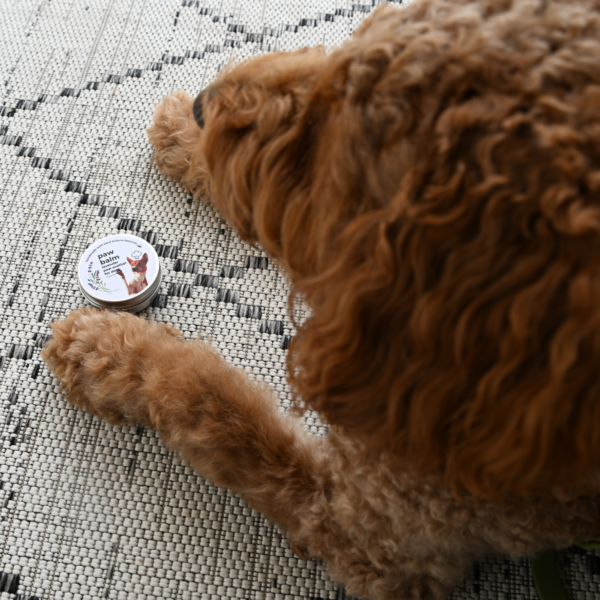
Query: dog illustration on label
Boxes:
[{"xmin": 116, "ymin": 253, "xmax": 149, "ymax": 295}]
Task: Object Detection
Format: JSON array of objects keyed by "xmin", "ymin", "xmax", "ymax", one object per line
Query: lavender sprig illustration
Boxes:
[{"xmin": 88, "ymin": 268, "xmax": 116, "ymax": 293}]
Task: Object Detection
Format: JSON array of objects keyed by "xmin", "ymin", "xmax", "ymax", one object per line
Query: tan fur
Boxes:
[{"xmin": 42, "ymin": 1, "xmax": 600, "ymax": 598}]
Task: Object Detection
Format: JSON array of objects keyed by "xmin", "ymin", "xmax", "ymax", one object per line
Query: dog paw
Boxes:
[
  {"xmin": 147, "ymin": 90, "xmax": 205, "ymax": 192},
  {"xmin": 41, "ymin": 307, "xmax": 183, "ymax": 425}
]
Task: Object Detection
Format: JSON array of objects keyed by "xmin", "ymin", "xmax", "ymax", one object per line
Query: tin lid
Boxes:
[{"xmin": 78, "ymin": 235, "xmax": 161, "ymax": 310}]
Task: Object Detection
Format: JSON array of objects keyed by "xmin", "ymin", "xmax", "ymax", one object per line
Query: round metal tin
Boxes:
[{"xmin": 77, "ymin": 234, "xmax": 162, "ymax": 313}]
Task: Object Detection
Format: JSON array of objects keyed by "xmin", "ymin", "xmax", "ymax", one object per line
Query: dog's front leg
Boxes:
[
  {"xmin": 41, "ymin": 307, "xmax": 331, "ymax": 539},
  {"xmin": 42, "ymin": 308, "xmax": 469, "ymax": 600}
]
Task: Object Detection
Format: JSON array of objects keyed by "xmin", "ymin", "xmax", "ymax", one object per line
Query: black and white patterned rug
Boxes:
[{"xmin": 0, "ymin": 1, "xmax": 598, "ymax": 599}]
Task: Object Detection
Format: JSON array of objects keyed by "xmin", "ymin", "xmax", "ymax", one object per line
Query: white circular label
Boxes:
[{"xmin": 78, "ymin": 235, "xmax": 159, "ymax": 302}]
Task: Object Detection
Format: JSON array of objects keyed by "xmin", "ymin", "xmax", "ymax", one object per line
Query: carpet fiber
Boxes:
[{"xmin": 0, "ymin": 1, "xmax": 598, "ymax": 599}]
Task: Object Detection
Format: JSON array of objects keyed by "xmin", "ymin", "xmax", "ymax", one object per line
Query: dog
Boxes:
[
  {"xmin": 116, "ymin": 253, "xmax": 150, "ymax": 296},
  {"xmin": 41, "ymin": 1, "xmax": 600, "ymax": 598}
]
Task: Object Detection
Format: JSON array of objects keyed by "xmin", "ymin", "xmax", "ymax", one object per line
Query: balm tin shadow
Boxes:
[{"xmin": 77, "ymin": 234, "xmax": 162, "ymax": 312}]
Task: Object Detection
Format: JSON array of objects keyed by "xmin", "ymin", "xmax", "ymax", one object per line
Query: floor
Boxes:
[{"xmin": 0, "ymin": 0, "xmax": 597, "ymax": 599}]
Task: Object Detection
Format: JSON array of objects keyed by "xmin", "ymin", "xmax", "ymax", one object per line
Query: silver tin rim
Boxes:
[{"xmin": 79, "ymin": 266, "xmax": 162, "ymax": 313}]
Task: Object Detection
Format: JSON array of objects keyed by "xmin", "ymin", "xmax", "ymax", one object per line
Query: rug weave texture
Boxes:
[{"xmin": 0, "ymin": 1, "xmax": 598, "ymax": 599}]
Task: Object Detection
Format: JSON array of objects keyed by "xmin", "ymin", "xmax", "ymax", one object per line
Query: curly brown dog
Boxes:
[{"xmin": 42, "ymin": 1, "xmax": 600, "ymax": 598}]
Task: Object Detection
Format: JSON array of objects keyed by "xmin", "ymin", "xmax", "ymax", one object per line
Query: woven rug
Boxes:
[{"xmin": 0, "ymin": 1, "xmax": 598, "ymax": 599}]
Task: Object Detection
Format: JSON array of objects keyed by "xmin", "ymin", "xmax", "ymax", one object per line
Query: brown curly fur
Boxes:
[{"xmin": 42, "ymin": 1, "xmax": 600, "ymax": 598}]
